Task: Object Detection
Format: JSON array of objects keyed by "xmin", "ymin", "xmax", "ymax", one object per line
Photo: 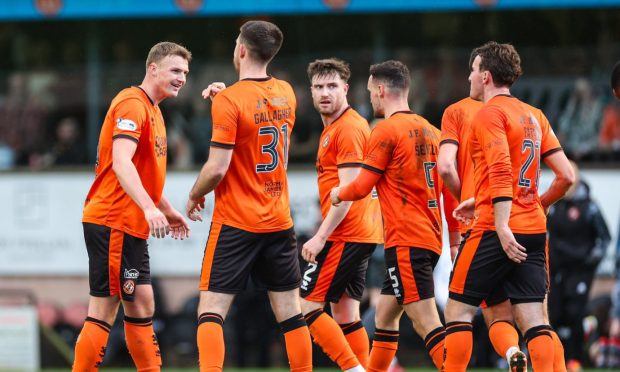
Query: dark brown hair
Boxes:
[
  {"xmin": 145, "ymin": 42, "xmax": 192, "ymax": 69},
  {"xmin": 369, "ymin": 60, "xmax": 410, "ymax": 91},
  {"xmin": 307, "ymin": 58, "xmax": 351, "ymax": 83},
  {"xmin": 239, "ymin": 20, "xmax": 283, "ymax": 64},
  {"xmin": 469, "ymin": 41, "xmax": 522, "ymax": 87}
]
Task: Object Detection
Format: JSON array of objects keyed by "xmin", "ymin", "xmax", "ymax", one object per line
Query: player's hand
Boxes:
[
  {"xmin": 186, "ymin": 196, "xmax": 205, "ymax": 222},
  {"xmin": 330, "ymin": 187, "xmax": 342, "ymax": 206},
  {"xmin": 497, "ymin": 225, "xmax": 527, "ymax": 263},
  {"xmin": 144, "ymin": 207, "xmax": 170, "ymax": 239},
  {"xmin": 302, "ymin": 235, "xmax": 327, "ymax": 264},
  {"xmin": 453, "ymin": 197, "xmax": 475, "ymax": 225},
  {"xmin": 202, "ymin": 82, "xmax": 226, "ymax": 100},
  {"xmin": 163, "ymin": 207, "xmax": 190, "ymax": 240}
]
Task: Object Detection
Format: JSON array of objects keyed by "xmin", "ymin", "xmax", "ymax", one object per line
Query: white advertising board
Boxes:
[
  {"xmin": 0, "ymin": 171, "xmax": 319, "ymax": 276},
  {"xmin": 0, "ymin": 306, "xmax": 39, "ymax": 371},
  {"xmin": 0, "ymin": 170, "xmax": 618, "ymax": 276}
]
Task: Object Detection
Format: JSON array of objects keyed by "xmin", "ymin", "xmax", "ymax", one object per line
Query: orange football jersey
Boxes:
[
  {"xmin": 210, "ymin": 77, "xmax": 295, "ymax": 232},
  {"xmin": 83, "ymin": 87, "xmax": 167, "ymax": 239},
  {"xmin": 469, "ymin": 95, "xmax": 562, "ymax": 233},
  {"xmin": 440, "ymin": 97, "xmax": 484, "ymax": 232},
  {"xmin": 361, "ymin": 111, "xmax": 445, "ymax": 253},
  {"xmin": 316, "ymin": 107, "xmax": 383, "ymax": 243}
]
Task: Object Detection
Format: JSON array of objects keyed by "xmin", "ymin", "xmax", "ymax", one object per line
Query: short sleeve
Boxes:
[
  {"xmin": 112, "ymin": 98, "xmax": 147, "ymax": 143},
  {"xmin": 335, "ymin": 123, "xmax": 366, "ymax": 168},
  {"xmin": 440, "ymin": 105, "xmax": 460, "ymax": 146},
  {"xmin": 540, "ymin": 113, "xmax": 562, "ymax": 158},
  {"xmin": 210, "ymin": 93, "xmax": 239, "ymax": 149},
  {"xmin": 362, "ymin": 122, "xmax": 394, "ymax": 174}
]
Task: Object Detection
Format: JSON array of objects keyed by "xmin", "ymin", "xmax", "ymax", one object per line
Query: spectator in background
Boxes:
[
  {"xmin": 607, "ymin": 60, "xmax": 620, "ymax": 369},
  {"xmin": 557, "ymin": 78, "xmax": 603, "ymax": 161},
  {"xmin": 50, "ymin": 117, "xmax": 88, "ymax": 166},
  {"xmin": 0, "ymin": 72, "xmax": 49, "ymax": 166},
  {"xmin": 548, "ymin": 161, "xmax": 611, "ymax": 369},
  {"xmin": 599, "ymin": 98, "xmax": 620, "ymax": 159}
]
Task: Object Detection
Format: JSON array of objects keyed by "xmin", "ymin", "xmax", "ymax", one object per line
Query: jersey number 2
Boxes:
[{"xmin": 518, "ymin": 139, "xmax": 541, "ymax": 188}]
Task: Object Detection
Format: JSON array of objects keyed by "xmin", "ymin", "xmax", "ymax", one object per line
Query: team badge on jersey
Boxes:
[
  {"xmin": 322, "ymin": 135, "xmax": 330, "ymax": 148},
  {"xmin": 116, "ymin": 118, "xmax": 137, "ymax": 131}
]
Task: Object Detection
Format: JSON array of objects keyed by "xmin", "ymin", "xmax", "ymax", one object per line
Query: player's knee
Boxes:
[
  {"xmin": 89, "ymin": 296, "xmax": 121, "ymax": 325},
  {"xmin": 300, "ymin": 298, "xmax": 323, "ymax": 316}
]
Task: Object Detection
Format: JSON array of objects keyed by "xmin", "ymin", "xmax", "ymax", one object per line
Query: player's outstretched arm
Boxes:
[
  {"xmin": 186, "ymin": 147, "xmax": 233, "ymax": 221},
  {"xmin": 302, "ymin": 167, "xmax": 359, "ymax": 264},
  {"xmin": 330, "ymin": 167, "xmax": 381, "ymax": 206},
  {"xmin": 540, "ymin": 151, "xmax": 575, "ymax": 212},
  {"xmin": 112, "ymin": 138, "xmax": 170, "ymax": 239}
]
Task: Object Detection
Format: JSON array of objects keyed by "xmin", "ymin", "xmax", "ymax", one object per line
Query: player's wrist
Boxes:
[{"xmin": 188, "ymin": 191, "xmax": 203, "ymax": 202}]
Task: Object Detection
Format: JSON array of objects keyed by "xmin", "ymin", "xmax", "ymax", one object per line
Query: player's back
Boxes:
[
  {"xmin": 440, "ymin": 97, "xmax": 484, "ymax": 202},
  {"xmin": 210, "ymin": 77, "xmax": 295, "ymax": 232},
  {"xmin": 83, "ymin": 87, "xmax": 167, "ymax": 239},
  {"xmin": 367, "ymin": 111, "xmax": 443, "ymax": 253},
  {"xmin": 470, "ymin": 95, "xmax": 562, "ymax": 233}
]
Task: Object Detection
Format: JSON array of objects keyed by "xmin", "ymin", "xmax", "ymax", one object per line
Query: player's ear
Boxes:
[
  {"xmin": 343, "ymin": 83, "xmax": 349, "ymax": 94},
  {"xmin": 239, "ymin": 43, "xmax": 247, "ymax": 59},
  {"xmin": 147, "ymin": 62, "xmax": 157, "ymax": 76}
]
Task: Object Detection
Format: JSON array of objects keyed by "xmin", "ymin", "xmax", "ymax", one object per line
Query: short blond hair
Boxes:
[{"xmin": 145, "ymin": 42, "xmax": 192, "ymax": 69}]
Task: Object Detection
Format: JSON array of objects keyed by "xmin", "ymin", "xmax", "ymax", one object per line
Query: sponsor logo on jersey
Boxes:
[
  {"xmin": 124, "ymin": 268, "xmax": 139, "ymax": 280},
  {"xmin": 116, "ymin": 118, "xmax": 137, "ymax": 131}
]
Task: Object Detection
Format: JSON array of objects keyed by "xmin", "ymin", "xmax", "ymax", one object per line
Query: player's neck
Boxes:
[
  {"xmin": 483, "ymin": 86, "xmax": 511, "ymax": 103},
  {"xmin": 138, "ymin": 81, "xmax": 163, "ymax": 105},
  {"xmin": 383, "ymin": 98, "xmax": 410, "ymax": 118},
  {"xmin": 321, "ymin": 102, "xmax": 349, "ymax": 126},
  {"xmin": 239, "ymin": 62, "xmax": 269, "ymax": 81}
]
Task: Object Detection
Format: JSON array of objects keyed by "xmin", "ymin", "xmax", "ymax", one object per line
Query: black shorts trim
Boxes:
[
  {"xmin": 200, "ymin": 224, "xmax": 300, "ymax": 293},
  {"xmin": 300, "ymin": 241, "xmax": 376, "ymax": 303},
  {"xmin": 83, "ymin": 223, "xmax": 151, "ymax": 302}
]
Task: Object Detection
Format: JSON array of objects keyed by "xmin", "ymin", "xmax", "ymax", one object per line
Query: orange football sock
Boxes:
[
  {"xmin": 281, "ymin": 313, "xmax": 313, "ymax": 372},
  {"xmin": 124, "ymin": 316, "xmax": 161, "ymax": 372},
  {"xmin": 550, "ymin": 329, "xmax": 567, "ymax": 372},
  {"xmin": 197, "ymin": 312, "xmax": 225, "ymax": 372},
  {"xmin": 367, "ymin": 328, "xmax": 399, "ymax": 372},
  {"xmin": 525, "ymin": 325, "xmax": 554, "ymax": 372},
  {"xmin": 341, "ymin": 321, "xmax": 370, "ymax": 368},
  {"xmin": 443, "ymin": 321, "xmax": 473, "ymax": 372},
  {"xmin": 72, "ymin": 317, "xmax": 111, "ymax": 372},
  {"xmin": 488, "ymin": 320, "xmax": 520, "ymax": 357},
  {"xmin": 304, "ymin": 310, "xmax": 359, "ymax": 370},
  {"xmin": 424, "ymin": 326, "xmax": 445, "ymax": 369}
]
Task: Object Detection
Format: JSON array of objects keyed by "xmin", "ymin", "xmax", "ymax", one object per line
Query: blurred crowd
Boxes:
[{"xmin": 1, "ymin": 43, "xmax": 620, "ymax": 170}]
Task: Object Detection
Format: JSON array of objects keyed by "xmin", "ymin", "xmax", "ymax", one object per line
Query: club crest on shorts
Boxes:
[{"xmin": 123, "ymin": 280, "xmax": 135, "ymax": 295}]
